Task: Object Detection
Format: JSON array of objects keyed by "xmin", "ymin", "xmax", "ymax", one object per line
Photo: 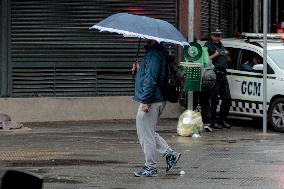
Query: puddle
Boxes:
[
  {"xmin": 44, "ymin": 177, "xmax": 82, "ymax": 184},
  {"xmin": 206, "ymin": 177, "xmax": 231, "ymax": 180},
  {"xmin": 1, "ymin": 159, "xmax": 127, "ymax": 167}
]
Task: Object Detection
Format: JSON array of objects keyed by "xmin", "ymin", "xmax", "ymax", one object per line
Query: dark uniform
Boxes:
[{"xmin": 205, "ymin": 34, "xmax": 231, "ymax": 129}]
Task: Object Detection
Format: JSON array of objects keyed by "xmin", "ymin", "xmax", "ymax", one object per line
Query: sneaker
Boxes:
[
  {"xmin": 164, "ymin": 151, "xmax": 181, "ymax": 172},
  {"xmin": 204, "ymin": 124, "xmax": 213, "ymax": 132},
  {"xmin": 134, "ymin": 166, "xmax": 158, "ymax": 177},
  {"xmin": 218, "ymin": 120, "xmax": 231, "ymax": 129},
  {"xmin": 210, "ymin": 122, "xmax": 223, "ymax": 129}
]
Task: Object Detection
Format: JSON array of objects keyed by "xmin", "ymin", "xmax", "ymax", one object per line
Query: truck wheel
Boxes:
[{"xmin": 268, "ymin": 98, "xmax": 284, "ymax": 132}]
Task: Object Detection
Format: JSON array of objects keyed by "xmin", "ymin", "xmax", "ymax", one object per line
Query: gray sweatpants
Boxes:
[{"xmin": 136, "ymin": 101, "xmax": 172, "ymax": 167}]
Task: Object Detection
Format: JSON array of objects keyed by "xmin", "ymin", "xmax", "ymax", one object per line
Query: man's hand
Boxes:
[
  {"xmin": 209, "ymin": 50, "xmax": 219, "ymax": 60},
  {"xmin": 141, "ymin": 103, "xmax": 150, "ymax": 113},
  {"xmin": 132, "ymin": 60, "xmax": 140, "ymax": 74},
  {"xmin": 132, "ymin": 63, "xmax": 137, "ymax": 74},
  {"xmin": 214, "ymin": 50, "xmax": 220, "ymax": 56},
  {"xmin": 132, "ymin": 61, "xmax": 140, "ymax": 81}
]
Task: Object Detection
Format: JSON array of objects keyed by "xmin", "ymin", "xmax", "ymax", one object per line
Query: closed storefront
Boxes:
[
  {"xmin": 272, "ymin": 0, "xmax": 284, "ymax": 32},
  {"xmin": 200, "ymin": 0, "xmax": 233, "ymax": 39},
  {"xmin": 1, "ymin": 0, "xmax": 178, "ymax": 97}
]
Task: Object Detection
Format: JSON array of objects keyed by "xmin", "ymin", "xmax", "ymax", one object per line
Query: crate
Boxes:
[{"xmin": 180, "ymin": 63, "xmax": 202, "ymax": 92}]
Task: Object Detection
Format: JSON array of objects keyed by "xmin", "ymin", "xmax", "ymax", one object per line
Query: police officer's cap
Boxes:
[{"xmin": 211, "ymin": 28, "xmax": 222, "ymax": 35}]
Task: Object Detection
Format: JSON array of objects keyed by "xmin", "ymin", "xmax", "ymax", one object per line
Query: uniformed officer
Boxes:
[{"xmin": 204, "ymin": 29, "xmax": 231, "ymax": 129}]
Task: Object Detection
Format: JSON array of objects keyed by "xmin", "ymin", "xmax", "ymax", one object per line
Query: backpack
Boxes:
[
  {"xmin": 201, "ymin": 68, "xmax": 216, "ymax": 91},
  {"xmin": 160, "ymin": 55, "xmax": 185, "ymax": 103}
]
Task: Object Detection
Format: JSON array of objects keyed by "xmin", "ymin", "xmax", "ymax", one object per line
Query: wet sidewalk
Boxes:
[{"xmin": 0, "ymin": 118, "xmax": 284, "ymax": 189}]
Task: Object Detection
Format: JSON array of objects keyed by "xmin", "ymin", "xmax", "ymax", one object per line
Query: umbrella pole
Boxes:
[
  {"xmin": 132, "ymin": 38, "xmax": 141, "ymax": 81},
  {"xmin": 136, "ymin": 38, "xmax": 141, "ymax": 60}
]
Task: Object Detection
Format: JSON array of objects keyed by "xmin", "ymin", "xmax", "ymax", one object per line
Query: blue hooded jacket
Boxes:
[{"xmin": 134, "ymin": 43, "xmax": 167, "ymax": 104}]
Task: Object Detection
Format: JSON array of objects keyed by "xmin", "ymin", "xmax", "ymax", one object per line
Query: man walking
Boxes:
[
  {"xmin": 132, "ymin": 39, "xmax": 181, "ymax": 177},
  {"xmin": 205, "ymin": 29, "xmax": 231, "ymax": 129}
]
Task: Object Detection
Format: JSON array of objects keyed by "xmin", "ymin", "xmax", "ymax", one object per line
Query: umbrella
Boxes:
[{"xmin": 89, "ymin": 13, "xmax": 189, "ymax": 46}]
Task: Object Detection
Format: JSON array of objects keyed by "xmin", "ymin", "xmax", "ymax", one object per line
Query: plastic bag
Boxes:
[{"xmin": 177, "ymin": 110, "xmax": 203, "ymax": 137}]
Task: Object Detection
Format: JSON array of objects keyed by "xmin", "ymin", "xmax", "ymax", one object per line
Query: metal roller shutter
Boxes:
[
  {"xmin": 8, "ymin": 0, "xmax": 177, "ymax": 97},
  {"xmin": 219, "ymin": 0, "xmax": 232, "ymax": 37},
  {"xmin": 0, "ymin": 1, "xmax": 3, "ymax": 95},
  {"xmin": 210, "ymin": 0, "xmax": 220, "ymax": 32},
  {"xmin": 200, "ymin": 0, "xmax": 210, "ymax": 39},
  {"xmin": 200, "ymin": 0, "xmax": 232, "ymax": 39}
]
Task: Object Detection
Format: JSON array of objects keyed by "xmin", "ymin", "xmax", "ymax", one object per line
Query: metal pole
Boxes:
[
  {"xmin": 188, "ymin": 0, "xmax": 194, "ymax": 42},
  {"xmin": 276, "ymin": 0, "xmax": 279, "ymax": 25},
  {"xmin": 240, "ymin": 0, "xmax": 244, "ymax": 32},
  {"xmin": 268, "ymin": 0, "xmax": 271, "ymax": 32},
  {"xmin": 263, "ymin": 0, "xmax": 268, "ymax": 133},
  {"xmin": 187, "ymin": 0, "xmax": 195, "ymax": 110},
  {"xmin": 253, "ymin": 0, "xmax": 260, "ymax": 33}
]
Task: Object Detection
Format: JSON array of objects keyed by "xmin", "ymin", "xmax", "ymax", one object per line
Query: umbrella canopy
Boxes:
[{"xmin": 90, "ymin": 13, "xmax": 189, "ymax": 46}]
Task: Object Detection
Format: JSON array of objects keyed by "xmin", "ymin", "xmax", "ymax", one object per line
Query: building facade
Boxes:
[{"xmin": 0, "ymin": 0, "xmax": 281, "ymax": 122}]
